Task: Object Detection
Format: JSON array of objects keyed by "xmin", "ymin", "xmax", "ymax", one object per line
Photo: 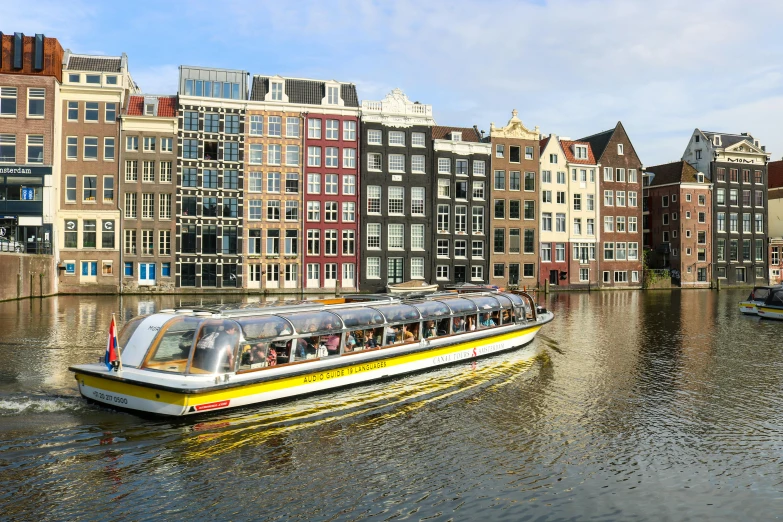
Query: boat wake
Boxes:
[{"xmin": 0, "ymin": 394, "xmax": 89, "ymax": 416}]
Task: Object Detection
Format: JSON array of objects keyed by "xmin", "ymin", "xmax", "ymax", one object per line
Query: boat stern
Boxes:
[{"xmin": 739, "ymin": 301, "xmax": 759, "ymax": 316}]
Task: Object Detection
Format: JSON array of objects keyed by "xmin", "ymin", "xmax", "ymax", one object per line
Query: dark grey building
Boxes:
[
  {"xmin": 359, "ymin": 89, "xmax": 435, "ymax": 292},
  {"xmin": 176, "ymin": 66, "xmax": 247, "ymax": 288},
  {"xmin": 682, "ymin": 129, "xmax": 770, "ymax": 285},
  {"xmin": 431, "ymin": 126, "xmax": 491, "ymax": 286}
]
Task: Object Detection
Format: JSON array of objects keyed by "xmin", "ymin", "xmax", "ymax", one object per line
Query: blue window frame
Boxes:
[
  {"xmin": 162, "ymin": 262, "xmax": 171, "ymax": 277},
  {"xmin": 124, "ymin": 262, "xmax": 133, "ymax": 276}
]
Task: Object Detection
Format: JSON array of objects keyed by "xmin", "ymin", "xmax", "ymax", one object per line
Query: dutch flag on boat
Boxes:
[{"xmin": 105, "ymin": 315, "xmax": 120, "ymax": 371}]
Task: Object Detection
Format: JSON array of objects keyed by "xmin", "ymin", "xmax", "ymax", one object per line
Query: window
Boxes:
[
  {"xmin": 326, "ymin": 86, "xmax": 339, "ymax": 104},
  {"xmin": 456, "ymin": 159, "xmax": 468, "ymax": 176},
  {"xmin": 367, "ymin": 223, "xmax": 381, "ymax": 249},
  {"xmin": 285, "ymin": 173, "xmax": 299, "ymax": 194},
  {"xmin": 266, "ymin": 116, "xmax": 281, "ymax": 137},
  {"xmin": 575, "ymin": 145, "xmax": 587, "ymax": 159},
  {"xmin": 65, "ymin": 175, "xmax": 77, "ymax": 202},
  {"xmin": 0, "ymin": 87, "xmax": 17, "ymax": 116},
  {"xmin": 388, "ymin": 131, "xmax": 405, "ymax": 146},
  {"xmin": 284, "ymin": 230, "xmax": 298, "ymax": 255},
  {"xmin": 325, "ymin": 229, "xmax": 338, "ymax": 255},
  {"xmin": 82, "ymin": 175, "xmax": 97, "ymax": 201},
  {"xmin": 437, "ymin": 204, "xmax": 450, "ymax": 233},
  {"xmin": 285, "ymin": 200, "xmax": 299, "ymax": 221},
  {"xmin": 182, "ymin": 139, "xmax": 198, "ymax": 159},
  {"xmin": 494, "ymin": 229, "xmax": 505, "ymax": 254},
  {"xmin": 249, "ymin": 200, "xmax": 262, "ymax": 220},
  {"xmin": 436, "ymin": 265, "xmax": 450, "ymax": 280},
  {"xmin": 616, "ymin": 191, "xmax": 626, "ymax": 207},
  {"xmin": 438, "ymin": 158, "xmax": 451, "ymax": 174},
  {"xmin": 24, "ymin": 135, "xmax": 43, "ymax": 163},
  {"xmin": 409, "ymin": 155, "xmax": 426, "ymax": 174},
  {"xmin": 27, "ymin": 88, "xmax": 45, "ymax": 117},
  {"xmin": 388, "ymin": 225, "xmax": 404, "ymax": 249},
  {"xmin": 326, "ymin": 147, "xmax": 339, "ymax": 168},
  {"xmin": 140, "ymin": 160, "xmax": 154, "ymax": 182},
  {"xmin": 587, "ymin": 218, "xmax": 595, "ymax": 235},
  {"xmin": 615, "ymin": 168, "xmax": 626, "ymax": 183},
  {"xmin": 307, "ymin": 173, "xmax": 321, "ymax": 194},
  {"xmin": 573, "ymin": 218, "xmax": 582, "ymax": 235},
  {"xmin": 286, "ymin": 145, "xmax": 300, "ymax": 166},
  {"xmin": 202, "ymin": 169, "xmax": 218, "ymax": 189},
  {"xmin": 82, "ymin": 102, "xmax": 97, "ymax": 122},
  {"xmin": 755, "ymin": 190, "xmax": 763, "ymax": 207},
  {"xmin": 604, "ymin": 190, "xmax": 613, "ymax": 206},
  {"xmin": 556, "ymin": 213, "xmax": 566, "ymax": 233},
  {"xmin": 628, "ymin": 191, "xmax": 637, "ymax": 207},
  {"xmin": 472, "ymin": 207, "xmax": 485, "ymax": 234},
  {"xmin": 411, "ymin": 224, "xmax": 424, "ymax": 250},
  {"xmin": 629, "ymin": 217, "xmax": 637, "ymax": 233},
  {"xmin": 307, "ymin": 201, "xmax": 320, "ymax": 221},
  {"xmin": 616, "ymin": 216, "xmax": 625, "ymax": 232},
  {"xmin": 743, "ymin": 190, "xmax": 751, "ymax": 206},
  {"xmin": 343, "ymin": 120, "xmax": 356, "ymax": 140},
  {"xmin": 266, "ymin": 230, "xmax": 280, "ymax": 255},
  {"xmin": 82, "ymin": 220, "xmax": 97, "ymax": 248},
  {"xmin": 525, "ymin": 146, "xmax": 534, "ymax": 160},
  {"xmin": 717, "ymin": 212, "xmax": 726, "ymax": 232},
  {"xmin": 324, "ymin": 173, "xmax": 338, "ymax": 195},
  {"xmin": 756, "ymin": 239, "xmax": 764, "ymax": 262},
  {"xmin": 388, "ymin": 186, "xmax": 404, "ymax": 215},
  {"xmin": 324, "ymin": 201, "xmax": 338, "ymax": 222},
  {"xmin": 438, "ymin": 178, "xmax": 451, "ymax": 198},
  {"xmin": 367, "ymin": 258, "xmax": 381, "ymax": 278},
  {"xmin": 437, "ymin": 239, "xmax": 449, "ymax": 257},
  {"xmin": 265, "ymin": 172, "xmax": 280, "ymax": 193},
  {"xmin": 455, "ymin": 206, "xmax": 467, "ymax": 233},
  {"xmin": 367, "ymin": 129, "xmax": 381, "ymax": 144},
  {"xmin": 307, "ymin": 118, "xmax": 322, "ymax": 139},
  {"xmin": 473, "ymin": 181, "xmax": 485, "ymax": 200},
  {"xmin": 267, "ymin": 200, "xmax": 280, "ymax": 220},
  {"xmin": 494, "ymin": 170, "xmax": 505, "ymax": 190},
  {"xmin": 367, "ymin": 186, "xmax": 381, "ymax": 214},
  {"xmin": 494, "ymin": 200, "xmax": 505, "ymax": 219},
  {"xmin": 496, "ymin": 144, "xmax": 504, "ymax": 157},
  {"xmin": 756, "ymin": 214, "xmax": 764, "ymax": 233},
  {"xmin": 306, "ymin": 146, "xmax": 321, "ymax": 167},
  {"xmin": 342, "ymin": 230, "xmax": 355, "ymax": 256},
  {"xmin": 511, "ymin": 200, "xmax": 523, "ymax": 220},
  {"xmin": 573, "ymin": 194, "xmax": 581, "ymax": 211},
  {"xmin": 523, "ymin": 200, "xmax": 535, "ymax": 220},
  {"xmin": 157, "ymin": 193, "xmax": 171, "ymax": 220},
  {"xmin": 455, "ymin": 181, "xmax": 468, "ymax": 200},
  {"xmin": 412, "ymin": 132, "xmax": 426, "ymax": 147},
  {"xmin": 509, "ymin": 171, "xmax": 521, "ymax": 191},
  {"xmin": 367, "ymin": 153, "xmax": 381, "ymax": 171},
  {"xmin": 604, "ymin": 216, "xmax": 614, "ymax": 232},
  {"xmin": 410, "ymin": 187, "xmax": 425, "ymax": 216},
  {"xmin": 265, "ymin": 144, "xmax": 280, "ymax": 165},
  {"xmin": 509, "ymin": 229, "xmax": 521, "ymax": 254},
  {"xmin": 343, "ymin": 148, "xmax": 356, "ymax": 168},
  {"xmin": 141, "ymin": 193, "xmax": 154, "ymax": 219},
  {"xmin": 473, "ymin": 161, "xmax": 485, "ymax": 177},
  {"xmin": 0, "ymin": 134, "xmax": 14, "ymax": 163},
  {"xmin": 743, "ymin": 213, "xmax": 751, "ymax": 233},
  {"xmin": 343, "ymin": 175, "xmax": 356, "ymax": 195}
]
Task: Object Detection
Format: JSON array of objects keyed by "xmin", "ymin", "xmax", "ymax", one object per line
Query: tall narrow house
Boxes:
[
  {"xmin": 432, "ymin": 125, "xmax": 491, "ymax": 286},
  {"xmin": 245, "ymin": 76, "xmax": 360, "ymax": 293},
  {"xmin": 489, "ymin": 110, "xmax": 540, "ymax": 288},
  {"xmin": 176, "ymin": 66, "xmax": 246, "ymax": 289},
  {"xmin": 682, "ymin": 130, "xmax": 770, "ymax": 285},
  {"xmin": 580, "ymin": 122, "xmax": 643, "ymax": 288},
  {"xmin": 59, "ymin": 50, "xmax": 136, "ymax": 292},
  {"xmin": 0, "ymin": 32, "xmax": 63, "ymax": 256},
  {"xmin": 120, "ymin": 94, "xmax": 178, "ymax": 290},
  {"xmin": 538, "ymin": 134, "xmax": 570, "ymax": 287},
  {"xmin": 359, "ymin": 89, "xmax": 435, "ymax": 292}
]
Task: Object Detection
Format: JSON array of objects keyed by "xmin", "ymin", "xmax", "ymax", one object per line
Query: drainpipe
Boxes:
[{"xmin": 118, "ymin": 108, "xmax": 124, "ymax": 295}]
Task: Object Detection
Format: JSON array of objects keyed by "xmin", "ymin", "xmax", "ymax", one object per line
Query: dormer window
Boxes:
[
  {"xmin": 327, "ymin": 86, "xmax": 339, "ymax": 105},
  {"xmin": 271, "ymin": 82, "xmax": 283, "ymax": 101},
  {"xmin": 697, "ymin": 173, "xmax": 704, "ymax": 183},
  {"xmin": 714, "ymin": 135, "xmax": 721, "ymax": 146},
  {"xmin": 617, "ymin": 144, "xmax": 624, "ymax": 155},
  {"xmin": 144, "ymin": 104, "xmax": 155, "ymax": 116},
  {"xmin": 451, "ymin": 132, "xmax": 462, "ymax": 142},
  {"xmin": 575, "ymin": 145, "xmax": 587, "ymax": 159}
]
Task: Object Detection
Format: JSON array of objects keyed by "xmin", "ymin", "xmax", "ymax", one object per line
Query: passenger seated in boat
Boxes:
[
  {"xmin": 501, "ymin": 310, "xmax": 511, "ymax": 324},
  {"xmin": 423, "ymin": 321, "xmax": 437, "ymax": 339},
  {"xmin": 344, "ymin": 332, "xmax": 357, "ymax": 352},
  {"xmin": 293, "ymin": 337, "xmax": 310, "ymax": 361},
  {"xmin": 466, "ymin": 316, "xmax": 476, "ymax": 332},
  {"xmin": 452, "ymin": 316, "xmax": 465, "ymax": 333},
  {"xmin": 490, "ymin": 311, "xmax": 501, "ymax": 325},
  {"xmin": 364, "ymin": 329, "xmax": 378, "ymax": 348},
  {"xmin": 403, "ymin": 323, "xmax": 419, "ymax": 342},
  {"xmin": 480, "ymin": 313, "xmax": 496, "ymax": 328},
  {"xmin": 323, "ymin": 324, "xmax": 341, "ymax": 356},
  {"xmin": 267, "ymin": 347, "xmax": 277, "ymax": 366},
  {"xmin": 214, "ymin": 322, "xmax": 240, "ymax": 370},
  {"xmin": 385, "ymin": 325, "xmax": 401, "ymax": 345}
]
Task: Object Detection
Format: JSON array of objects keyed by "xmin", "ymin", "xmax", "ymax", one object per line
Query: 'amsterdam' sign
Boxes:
[{"xmin": 0, "ymin": 166, "xmax": 52, "ymax": 175}]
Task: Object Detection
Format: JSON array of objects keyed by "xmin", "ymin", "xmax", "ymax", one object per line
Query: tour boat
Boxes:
[
  {"xmin": 69, "ymin": 289, "xmax": 553, "ymax": 416},
  {"xmin": 739, "ymin": 285, "xmax": 780, "ymax": 315},
  {"xmin": 756, "ymin": 286, "xmax": 783, "ymax": 320}
]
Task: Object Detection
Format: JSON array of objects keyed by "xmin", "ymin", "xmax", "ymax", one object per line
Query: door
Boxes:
[
  {"xmin": 454, "ymin": 265, "xmax": 466, "ymax": 283},
  {"xmin": 509, "ymin": 264, "xmax": 520, "ymax": 285},
  {"xmin": 324, "ymin": 263, "xmax": 337, "ymax": 288},
  {"xmin": 342, "ymin": 263, "xmax": 355, "ymax": 289},
  {"xmin": 306, "ymin": 263, "xmax": 320, "ymax": 288},
  {"xmin": 387, "ymin": 258, "xmax": 403, "ymax": 284},
  {"xmin": 549, "ymin": 269, "xmax": 558, "ymax": 285},
  {"xmin": 139, "ymin": 263, "xmax": 156, "ymax": 286}
]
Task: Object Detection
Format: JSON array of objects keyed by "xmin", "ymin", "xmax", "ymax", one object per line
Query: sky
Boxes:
[{"xmin": 5, "ymin": 0, "xmax": 783, "ymax": 166}]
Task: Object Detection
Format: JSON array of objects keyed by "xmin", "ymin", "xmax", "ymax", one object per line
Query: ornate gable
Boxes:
[
  {"xmin": 725, "ymin": 139, "xmax": 763, "ymax": 155},
  {"xmin": 490, "ymin": 109, "xmax": 540, "ymax": 140}
]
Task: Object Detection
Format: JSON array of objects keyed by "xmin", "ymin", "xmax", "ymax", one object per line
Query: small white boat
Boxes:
[
  {"xmin": 387, "ymin": 280, "xmax": 439, "ymax": 294},
  {"xmin": 739, "ymin": 286, "xmax": 780, "ymax": 315},
  {"xmin": 70, "ymin": 290, "xmax": 553, "ymax": 416},
  {"xmin": 757, "ymin": 286, "xmax": 783, "ymax": 320}
]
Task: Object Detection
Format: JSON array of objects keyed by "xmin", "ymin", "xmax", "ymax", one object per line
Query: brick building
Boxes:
[
  {"xmin": 0, "ymin": 32, "xmax": 63, "ymax": 254},
  {"xmin": 767, "ymin": 159, "xmax": 783, "ymax": 284},
  {"xmin": 644, "ymin": 161, "xmax": 712, "ymax": 287},
  {"xmin": 58, "ymin": 50, "xmax": 136, "ymax": 292},
  {"xmin": 489, "ymin": 110, "xmax": 540, "ymax": 287},
  {"xmin": 120, "ymin": 94, "xmax": 177, "ymax": 290},
  {"xmin": 580, "ymin": 122, "xmax": 643, "ymax": 288}
]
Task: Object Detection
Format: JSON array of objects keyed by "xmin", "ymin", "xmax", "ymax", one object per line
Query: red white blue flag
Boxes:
[{"xmin": 105, "ymin": 315, "xmax": 119, "ymax": 370}]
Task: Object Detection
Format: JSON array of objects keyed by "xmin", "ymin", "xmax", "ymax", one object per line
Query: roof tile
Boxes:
[
  {"xmin": 66, "ymin": 55, "xmax": 122, "ymax": 72},
  {"xmin": 124, "ymin": 95, "xmax": 177, "ymax": 117},
  {"xmin": 250, "ymin": 76, "xmax": 359, "ymax": 107},
  {"xmin": 645, "ymin": 161, "xmax": 701, "ymax": 186},
  {"xmin": 560, "ymin": 140, "xmax": 597, "ymax": 165},
  {"xmin": 431, "ymin": 126, "xmax": 481, "ymax": 142}
]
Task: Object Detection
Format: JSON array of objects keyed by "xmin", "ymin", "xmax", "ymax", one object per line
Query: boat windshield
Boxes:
[
  {"xmin": 117, "ymin": 315, "xmax": 148, "ymax": 355},
  {"xmin": 767, "ymin": 290, "xmax": 783, "ymax": 306},
  {"xmin": 142, "ymin": 316, "xmax": 202, "ymax": 374},
  {"xmin": 332, "ymin": 308, "xmax": 385, "ymax": 329},
  {"xmin": 750, "ymin": 287, "xmax": 772, "ymax": 301},
  {"xmin": 278, "ymin": 311, "xmax": 343, "ymax": 335},
  {"xmin": 436, "ymin": 297, "xmax": 477, "ymax": 314},
  {"xmin": 372, "ymin": 304, "xmax": 420, "ymax": 322}
]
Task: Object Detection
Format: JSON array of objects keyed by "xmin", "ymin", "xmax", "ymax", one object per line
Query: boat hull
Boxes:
[
  {"xmin": 739, "ymin": 301, "xmax": 760, "ymax": 315},
  {"xmin": 73, "ymin": 315, "xmax": 551, "ymax": 417},
  {"xmin": 757, "ymin": 306, "xmax": 783, "ymax": 320}
]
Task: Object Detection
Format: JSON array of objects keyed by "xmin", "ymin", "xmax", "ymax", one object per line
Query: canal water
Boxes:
[{"xmin": 0, "ymin": 289, "xmax": 781, "ymax": 521}]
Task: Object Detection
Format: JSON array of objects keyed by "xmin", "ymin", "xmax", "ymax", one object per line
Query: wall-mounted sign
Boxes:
[
  {"xmin": 103, "ymin": 220, "xmax": 114, "ymax": 231},
  {"xmin": 65, "ymin": 219, "xmax": 77, "ymax": 230},
  {"xmin": 0, "ymin": 166, "xmax": 52, "ymax": 176},
  {"xmin": 21, "ymin": 188, "xmax": 34, "ymax": 200}
]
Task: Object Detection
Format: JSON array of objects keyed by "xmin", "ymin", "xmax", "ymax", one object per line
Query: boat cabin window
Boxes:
[
  {"xmin": 479, "ymin": 312, "xmax": 497, "ymax": 329},
  {"xmin": 452, "ymin": 315, "xmax": 466, "ymax": 334},
  {"xmin": 464, "ymin": 314, "xmax": 478, "ymax": 332},
  {"xmin": 236, "ymin": 316, "xmax": 295, "ymax": 371},
  {"xmin": 190, "ymin": 320, "xmax": 241, "ymax": 374},
  {"xmin": 350, "ymin": 327, "xmax": 383, "ymax": 351},
  {"xmin": 117, "ymin": 315, "xmax": 148, "ymax": 355},
  {"xmin": 750, "ymin": 287, "xmax": 771, "ymax": 301},
  {"xmin": 384, "ymin": 322, "xmax": 420, "ymax": 345},
  {"xmin": 142, "ymin": 317, "xmax": 202, "ymax": 373},
  {"xmin": 769, "ymin": 290, "xmax": 783, "ymax": 306}
]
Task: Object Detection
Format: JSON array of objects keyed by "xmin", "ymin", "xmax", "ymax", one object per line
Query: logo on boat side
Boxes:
[{"xmin": 195, "ymin": 400, "xmax": 230, "ymax": 411}]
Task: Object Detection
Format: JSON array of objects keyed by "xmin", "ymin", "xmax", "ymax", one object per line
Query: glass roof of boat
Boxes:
[
  {"xmin": 372, "ymin": 303, "xmax": 421, "ymax": 322},
  {"xmin": 505, "ymin": 293, "xmax": 526, "ymax": 307},
  {"xmin": 466, "ymin": 295, "xmax": 501, "ymax": 311},
  {"xmin": 331, "ymin": 307, "xmax": 385, "ymax": 328},
  {"xmin": 277, "ymin": 311, "xmax": 343, "ymax": 334},
  {"xmin": 435, "ymin": 297, "xmax": 477, "ymax": 314},
  {"xmin": 493, "ymin": 294, "xmax": 514, "ymax": 309},
  {"xmin": 410, "ymin": 300, "xmax": 451, "ymax": 319},
  {"xmin": 236, "ymin": 315, "xmax": 294, "ymax": 340}
]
